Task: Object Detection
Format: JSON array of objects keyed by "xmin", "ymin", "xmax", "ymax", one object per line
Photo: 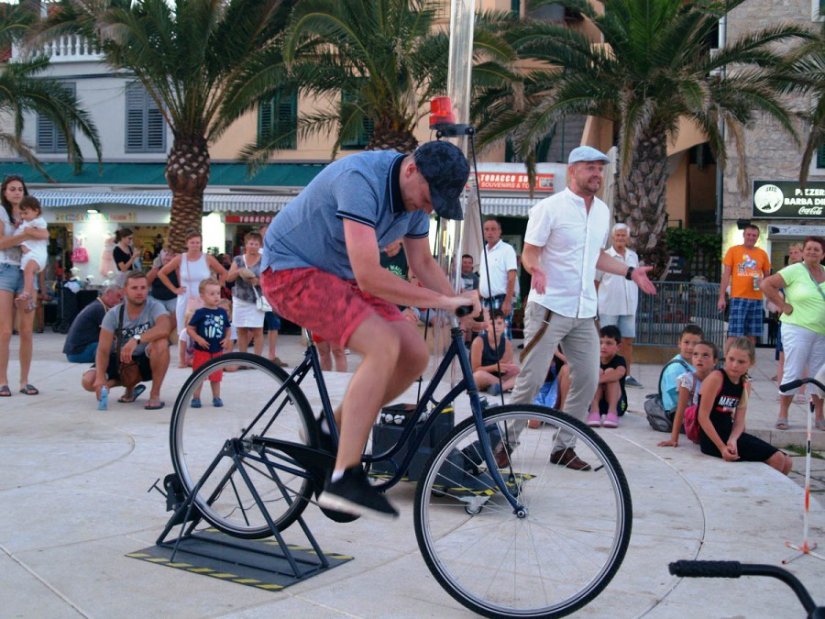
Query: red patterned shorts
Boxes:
[
  {"xmin": 192, "ymin": 350, "xmax": 224, "ymax": 382},
  {"xmin": 261, "ymin": 267, "xmax": 404, "ymax": 348}
]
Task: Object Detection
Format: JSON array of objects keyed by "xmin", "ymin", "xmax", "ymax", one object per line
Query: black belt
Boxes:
[{"xmin": 482, "ymin": 294, "xmax": 507, "ymax": 302}]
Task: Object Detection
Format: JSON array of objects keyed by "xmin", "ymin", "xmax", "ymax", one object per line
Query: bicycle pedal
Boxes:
[{"xmin": 163, "ymin": 473, "xmax": 186, "ymax": 511}]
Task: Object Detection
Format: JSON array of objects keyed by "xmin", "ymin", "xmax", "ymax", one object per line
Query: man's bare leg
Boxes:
[
  {"xmin": 146, "ymin": 340, "xmax": 170, "ymax": 405},
  {"xmin": 334, "ymin": 316, "xmax": 428, "ymax": 471}
]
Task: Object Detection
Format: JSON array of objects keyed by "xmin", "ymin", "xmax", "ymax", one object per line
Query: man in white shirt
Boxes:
[
  {"xmin": 596, "ymin": 223, "xmax": 642, "ymax": 387},
  {"xmin": 478, "ymin": 218, "xmax": 518, "ymax": 338},
  {"xmin": 509, "ymin": 146, "xmax": 656, "ymax": 470}
]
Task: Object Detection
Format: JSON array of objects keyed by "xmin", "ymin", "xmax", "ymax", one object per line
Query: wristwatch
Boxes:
[
  {"xmin": 625, "ymin": 267, "xmax": 635, "ymax": 281},
  {"xmin": 133, "ymin": 334, "xmax": 142, "ymax": 343}
]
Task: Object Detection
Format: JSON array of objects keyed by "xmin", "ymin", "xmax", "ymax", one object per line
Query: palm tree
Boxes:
[
  {"xmin": 788, "ymin": 21, "xmax": 825, "ymax": 184},
  {"xmin": 244, "ymin": 0, "xmax": 519, "ymax": 159},
  {"xmin": 38, "ymin": 0, "xmax": 295, "ymax": 251},
  {"xmin": 476, "ymin": 0, "xmax": 810, "ymax": 273},
  {"xmin": 0, "ymin": 4, "xmax": 101, "ymax": 176}
]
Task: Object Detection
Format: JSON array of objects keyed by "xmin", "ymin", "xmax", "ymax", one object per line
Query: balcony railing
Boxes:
[{"xmin": 12, "ymin": 35, "xmax": 103, "ymax": 63}]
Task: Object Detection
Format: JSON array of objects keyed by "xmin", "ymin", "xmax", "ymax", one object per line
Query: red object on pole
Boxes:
[{"xmin": 429, "ymin": 96, "xmax": 456, "ymax": 128}]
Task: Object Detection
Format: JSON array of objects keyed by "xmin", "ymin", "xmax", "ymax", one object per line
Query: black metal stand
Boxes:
[{"xmin": 149, "ymin": 441, "xmax": 342, "ymax": 587}]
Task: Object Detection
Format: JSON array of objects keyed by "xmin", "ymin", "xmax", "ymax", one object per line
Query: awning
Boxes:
[
  {"xmin": 767, "ymin": 224, "xmax": 825, "ymax": 238},
  {"xmin": 32, "ymin": 190, "xmax": 171, "ymax": 207},
  {"xmin": 479, "ymin": 196, "xmax": 537, "ymax": 217},
  {"xmin": 31, "ymin": 190, "xmax": 536, "ymax": 216},
  {"xmin": 31, "ymin": 190, "xmax": 294, "ymax": 213}
]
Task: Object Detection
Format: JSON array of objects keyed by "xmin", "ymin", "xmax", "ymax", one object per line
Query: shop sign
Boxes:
[
  {"xmin": 225, "ymin": 214, "xmax": 275, "ymax": 224},
  {"xmin": 752, "ymin": 180, "xmax": 825, "ymax": 218},
  {"xmin": 477, "ymin": 173, "xmax": 554, "ymax": 192},
  {"xmin": 53, "ymin": 211, "xmax": 137, "ymax": 223}
]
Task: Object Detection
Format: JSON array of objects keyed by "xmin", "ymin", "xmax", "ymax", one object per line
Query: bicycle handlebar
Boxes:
[
  {"xmin": 780, "ymin": 377, "xmax": 825, "ymax": 393},
  {"xmin": 669, "ymin": 561, "xmax": 820, "ymax": 615},
  {"xmin": 455, "ymin": 305, "xmax": 473, "ymax": 317},
  {"xmin": 669, "ymin": 560, "xmax": 743, "ymax": 578}
]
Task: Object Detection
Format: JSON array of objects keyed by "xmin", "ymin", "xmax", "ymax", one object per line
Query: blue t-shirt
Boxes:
[
  {"xmin": 262, "ymin": 151, "xmax": 431, "ymax": 279},
  {"xmin": 189, "ymin": 307, "xmax": 231, "ymax": 353},
  {"xmin": 659, "ymin": 355, "xmax": 694, "ymax": 412}
]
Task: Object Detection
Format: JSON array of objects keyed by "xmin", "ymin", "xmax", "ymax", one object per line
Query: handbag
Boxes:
[
  {"xmin": 116, "ymin": 305, "xmax": 142, "ymax": 389},
  {"xmin": 243, "ymin": 255, "xmax": 271, "ymax": 312},
  {"xmin": 253, "ymin": 287, "xmax": 272, "ymax": 313}
]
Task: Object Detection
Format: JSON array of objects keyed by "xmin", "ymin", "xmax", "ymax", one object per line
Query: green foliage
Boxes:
[
  {"xmin": 0, "ymin": 4, "xmax": 101, "ymax": 174},
  {"xmin": 665, "ymin": 227, "xmax": 721, "ymax": 262},
  {"xmin": 36, "ymin": 0, "xmax": 296, "ymax": 146},
  {"xmin": 264, "ymin": 0, "xmax": 520, "ymax": 158}
]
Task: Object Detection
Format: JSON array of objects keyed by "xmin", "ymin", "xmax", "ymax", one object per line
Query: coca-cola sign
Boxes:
[{"xmin": 752, "ymin": 180, "xmax": 825, "ymax": 218}]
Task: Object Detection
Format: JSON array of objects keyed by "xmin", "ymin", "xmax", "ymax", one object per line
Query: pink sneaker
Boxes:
[
  {"xmin": 586, "ymin": 410, "xmax": 602, "ymax": 427},
  {"xmin": 603, "ymin": 411, "xmax": 620, "ymax": 428}
]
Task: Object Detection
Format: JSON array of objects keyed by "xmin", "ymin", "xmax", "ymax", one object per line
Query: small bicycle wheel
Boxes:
[
  {"xmin": 170, "ymin": 352, "xmax": 318, "ymax": 539},
  {"xmin": 414, "ymin": 404, "xmax": 632, "ymax": 619}
]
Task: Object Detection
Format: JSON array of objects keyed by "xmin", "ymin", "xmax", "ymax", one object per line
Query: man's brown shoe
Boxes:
[{"xmin": 550, "ymin": 448, "xmax": 591, "ymax": 471}]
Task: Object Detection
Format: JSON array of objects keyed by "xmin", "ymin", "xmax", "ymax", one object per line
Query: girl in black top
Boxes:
[{"xmin": 698, "ymin": 337, "xmax": 792, "ymax": 474}]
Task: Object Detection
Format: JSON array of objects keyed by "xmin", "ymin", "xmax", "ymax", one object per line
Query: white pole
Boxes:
[{"xmin": 431, "ymin": 0, "xmax": 476, "ymax": 371}]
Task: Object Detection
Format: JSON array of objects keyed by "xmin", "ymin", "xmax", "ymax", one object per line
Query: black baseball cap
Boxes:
[{"xmin": 413, "ymin": 141, "xmax": 469, "ymax": 220}]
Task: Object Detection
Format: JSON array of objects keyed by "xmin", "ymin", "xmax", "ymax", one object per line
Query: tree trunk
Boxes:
[
  {"xmin": 367, "ymin": 118, "xmax": 418, "ymax": 154},
  {"xmin": 165, "ymin": 134, "xmax": 210, "ymax": 253},
  {"xmin": 613, "ymin": 128, "xmax": 670, "ymax": 278}
]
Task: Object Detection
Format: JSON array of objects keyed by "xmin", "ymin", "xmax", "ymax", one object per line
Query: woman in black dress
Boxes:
[{"xmin": 698, "ymin": 337, "xmax": 792, "ymax": 474}]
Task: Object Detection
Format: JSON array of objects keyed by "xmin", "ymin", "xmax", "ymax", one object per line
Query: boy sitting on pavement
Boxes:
[
  {"xmin": 659, "ymin": 324, "xmax": 704, "ymax": 415},
  {"xmin": 588, "ymin": 325, "xmax": 628, "ymax": 428}
]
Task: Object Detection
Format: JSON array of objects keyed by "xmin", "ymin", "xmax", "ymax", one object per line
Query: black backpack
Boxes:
[{"xmin": 644, "ymin": 358, "xmax": 691, "ymax": 432}]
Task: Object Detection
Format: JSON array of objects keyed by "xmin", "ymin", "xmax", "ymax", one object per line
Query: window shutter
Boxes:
[
  {"xmin": 36, "ymin": 82, "xmax": 75, "ymax": 153},
  {"xmin": 258, "ymin": 88, "xmax": 297, "ymax": 149},
  {"xmin": 341, "ymin": 87, "xmax": 374, "ymax": 149},
  {"xmin": 125, "ymin": 82, "xmax": 166, "ymax": 153}
]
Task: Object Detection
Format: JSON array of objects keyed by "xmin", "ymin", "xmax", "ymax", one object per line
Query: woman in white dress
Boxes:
[
  {"xmin": 158, "ymin": 230, "xmax": 226, "ymax": 367},
  {"xmin": 225, "ymin": 231, "xmax": 265, "ymax": 356}
]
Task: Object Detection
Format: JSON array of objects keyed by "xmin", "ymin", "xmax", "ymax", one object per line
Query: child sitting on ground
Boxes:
[
  {"xmin": 658, "ymin": 340, "xmax": 718, "ymax": 447},
  {"xmin": 471, "ymin": 309, "xmax": 520, "ymax": 396},
  {"xmin": 14, "ymin": 196, "xmax": 48, "ymax": 312},
  {"xmin": 186, "ymin": 278, "xmax": 231, "ymax": 408},
  {"xmin": 588, "ymin": 325, "xmax": 627, "ymax": 428},
  {"xmin": 658, "ymin": 324, "xmax": 704, "ymax": 415},
  {"xmin": 696, "ymin": 337, "xmax": 792, "ymax": 474}
]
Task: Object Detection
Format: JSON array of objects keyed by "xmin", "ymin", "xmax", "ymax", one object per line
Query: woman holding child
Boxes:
[{"xmin": 0, "ymin": 175, "xmax": 47, "ymax": 396}]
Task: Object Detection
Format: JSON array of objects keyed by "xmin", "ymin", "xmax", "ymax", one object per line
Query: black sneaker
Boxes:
[{"xmin": 318, "ymin": 466, "xmax": 399, "ymax": 520}]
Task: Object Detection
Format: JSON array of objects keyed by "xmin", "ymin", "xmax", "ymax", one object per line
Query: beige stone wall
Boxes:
[{"xmin": 721, "ymin": 0, "xmax": 819, "ymax": 234}]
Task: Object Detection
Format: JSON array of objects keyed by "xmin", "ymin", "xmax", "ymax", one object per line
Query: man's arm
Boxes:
[
  {"xmin": 344, "ymin": 221, "xmax": 473, "ymax": 313},
  {"xmin": 118, "ymin": 314, "xmax": 172, "ymax": 362},
  {"xmin": 94, "ymin": 328, "xmax": 115, "ymax": 389},
  {"xmin": 404, "ymin": 236, "xmax": 453, "ymax": 297},
  {"xmin": 503, "ymin": 269, "xmax": 517, "ymax": 316},
  {"xmin": 717, "ymin": 264, "xmax": 732, "ymax": 311},
  {"xmin": 595, "ymin": 250, "xmax": 656, "ymax": 295},
  {"xmin": 522, "ymin": 242, "xmax": 546, "ymax": 293}
]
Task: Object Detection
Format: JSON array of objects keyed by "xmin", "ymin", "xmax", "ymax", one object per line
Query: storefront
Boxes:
[
  {"xmin": 752, "ymin": 180, "xmax": 825, "ymax": 268},
  {"xmin": 34, "ymin": 190, "xmax": 296, "ymax": 286}
]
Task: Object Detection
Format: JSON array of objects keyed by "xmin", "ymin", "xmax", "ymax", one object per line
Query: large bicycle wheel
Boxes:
[
  {"xmin": 170, "ymin": 353, "xmax": 318, "ymax": 539},
  {"xmin": 414, "ymin": 404, "xmax": 632, "ymax": 619}
]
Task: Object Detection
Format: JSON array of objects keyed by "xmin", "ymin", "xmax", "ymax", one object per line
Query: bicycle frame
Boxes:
[{"xmin": 256, "ymin": 317, "xmax": 525, "ymax": 513}]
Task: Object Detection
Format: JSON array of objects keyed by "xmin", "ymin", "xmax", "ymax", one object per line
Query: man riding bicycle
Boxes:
[{"xmin": 261, "ymin": 140, "xmax": 478, "ymax": 519}]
